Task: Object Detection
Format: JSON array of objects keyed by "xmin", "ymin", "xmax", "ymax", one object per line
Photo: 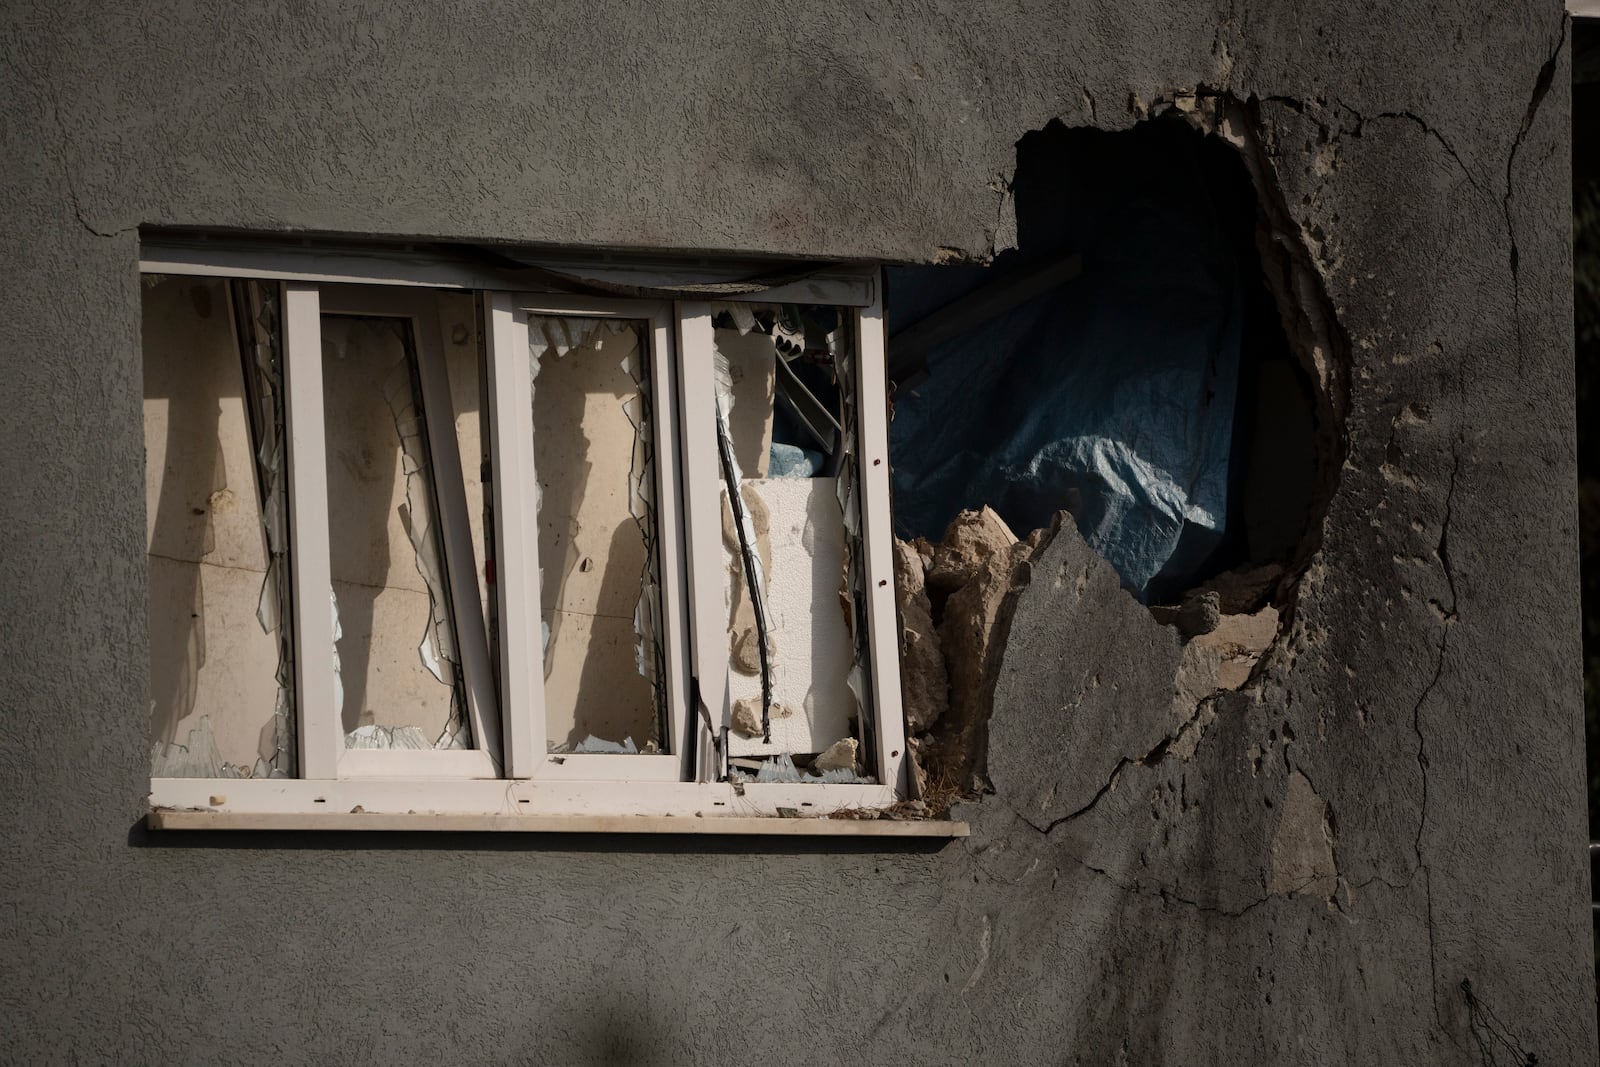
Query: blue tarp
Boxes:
[{"xmin": 888, "ymin": 121, "xmax": 1249, "ymax": 601}]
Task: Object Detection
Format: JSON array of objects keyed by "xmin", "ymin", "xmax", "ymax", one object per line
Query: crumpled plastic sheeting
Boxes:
[
  {"xmin": 888, "ymin": 124, "xmax": 1247, "ymax": 601},
  {"xmin": 768, "ymin": 442, "xmax": 824, "ymax": 478}
]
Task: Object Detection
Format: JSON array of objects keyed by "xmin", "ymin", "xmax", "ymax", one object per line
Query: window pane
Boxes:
[
  {"xmin": 321, "ymin": 315, "xmax": 469, "ymax": 750},
  {"xmin": 529, "ymin": 316, "xmax": 664, "ymax": 754},
  {"xmin": 144, "ymin": 276, "xmax": 292, "ymax": 778},
  {"xmin": 709, "ymin": 305, "xmax": 873, "ymax": 780}
]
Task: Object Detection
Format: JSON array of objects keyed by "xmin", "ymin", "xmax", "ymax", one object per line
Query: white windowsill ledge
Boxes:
[{"xmin": 148, "ymin": 809, "xmax": 969, "ymax": 837}]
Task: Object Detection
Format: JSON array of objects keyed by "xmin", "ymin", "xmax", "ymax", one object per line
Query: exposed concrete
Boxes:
[{"xmin": 0, "ymin": 3, "xmax": 1592, "ymax": 1065}]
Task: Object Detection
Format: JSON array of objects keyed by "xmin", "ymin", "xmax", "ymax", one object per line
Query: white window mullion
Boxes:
[
  {"xmin": 282, "ymin": 282, "xmax": 341, "ymax": 779},
  {"xmin": 644, "ymin": 305, "xmax": 693, "ymax": 780},
  {"xmin": 485, "ymin": 295, "xmax": 543, "ymax": 778},
  {"xmin": 674, "ymin": 302, "xmax": 725, "ymax": 781},
  {"xmin": 853, "ymin": 297, "xmax": 909, "ymax": 796},
  {"xmin": 411, "ymin": 297, "xmax": 503, "ymax": 769}
]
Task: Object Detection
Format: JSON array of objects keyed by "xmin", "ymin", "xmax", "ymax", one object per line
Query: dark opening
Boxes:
[{"xmin": 886, "ymin": 114, "xmax": 1317, "ymax": 606}]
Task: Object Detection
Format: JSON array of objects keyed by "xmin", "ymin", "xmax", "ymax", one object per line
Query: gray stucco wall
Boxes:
[{"xmin": 2, "ymin": 1, "xmax": 1594, "ymax": 1062}]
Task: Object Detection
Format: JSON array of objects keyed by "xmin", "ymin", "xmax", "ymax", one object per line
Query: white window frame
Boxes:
[{"xmin": 143, "ymin": 247, "xmax": 915, "ymax": 829}]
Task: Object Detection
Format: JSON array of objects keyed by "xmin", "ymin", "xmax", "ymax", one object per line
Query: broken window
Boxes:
[
  {"xmin": 145, "ymin": 276, "xmax": 294, "ymax": 779},
  {"xmin": 527, "ymin": 315, "xmax": 665, "ymax": 755},
  {"xmin": 140, "ymin": 242, "xmax": 908, "ymax": 826},
  {"xmin": 709, "ymin": 305, "xmax": 875, "ymax": 783},
  {"xmin": 321, "ymin": 314, "xmax": 469, "ymax": 751}
]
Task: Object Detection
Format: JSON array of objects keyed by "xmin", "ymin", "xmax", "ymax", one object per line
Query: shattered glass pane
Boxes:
[
  {"xmin": 144, "ymin": 276, "xmax": 290, "ymax": 778},
  {"xmin": 321, "ymin": 315, "xmax": 469, "ymax": 749},
  {"xmin": 709, "ymin": 304, "xmax": 874, "ymax": 778},
  {"xmin": 528, "ymin": 316, "xmax": 665, "ymax": 753}
]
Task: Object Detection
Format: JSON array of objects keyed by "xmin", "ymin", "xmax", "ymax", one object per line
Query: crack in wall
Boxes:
[
  {"xmin": 1023, "ymin": 693, "xmax": 1221, "ymax": 835},
  {"xmin": 1261, "ymin": 92, "xmax": 1485, "ymax": 193},
  {"xmin": 42, "ymin": 86, "xmax": 134, "ymax": 241},
  {"xmin": 1065, "ymin": 851, "xmax": 1325, "ymax": 920},
  {"xmin": 1502, "ymin": 15, "xmax": 1566, "ymax": 375},
  {"xmin": 1410, "ymin": 443, "xmax": 1463, "ymax": 1033}
]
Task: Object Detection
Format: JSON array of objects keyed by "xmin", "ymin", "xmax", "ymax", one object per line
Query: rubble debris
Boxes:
[
  {"xmin": 925, "ymin": 506, "xmax": 1018, "ymax": 602},
  {"xmin": 922, "ymin": 509, "xmax": 1057, "ymax": 795},
  {"xmin": 720, "ymin": 484, "xmax": 773, "ymax": 676},
  {"xmin": 813, "ymin": 737, "xmax": 859, "ymax": 775},
  {"xmin": 731, "ymin": 699, "xmax": 762, "ymax": 738},
  {"xmin": 731, "ymin": 697, "xmax": 795, "ymax": 738},
  {"xmin": 893, "ymin": 537, "xmax": 948, "ymax": 733},
  {"xmin": 1191, "ymin": 604, "xmax": 1279, "ymax": 690},
  {"xmin": 1175, "ymin": 589, "xmax": 1222, "ymax": 637},
  {"xmin": 1187, "ymin": 562, "xmax": 1285, "ymax": 615}
]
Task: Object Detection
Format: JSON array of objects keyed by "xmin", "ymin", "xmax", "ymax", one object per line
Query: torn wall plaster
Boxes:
[
  {"xmin": 724, "ymin": 478, "xmax": 858, "ymax": 757},
  {"xmin": 919, "ymin": 509, "xmax": 1053, "ymax": 797},
  {"xmin": 144, "ymin": 276, "xmax": 284, "ymax": 777},
  {"xmin": 893, "ymin": 537, "xmax": 947, "ymax": 734},
  {"xmin": 321, "ymin": 317, "xmax": 464, "ymax": 743},
  {"xmin": 925, "ymin": 507, "xmax": 1019, "ymax": 604},
  {"xmin": 720, "ymin": 485, "xmax": 773, "ymax": 675},
  {"xmin": 714, "ymin": 326, "xmax": 777, "ymax": 477},
  {"xmin": 529, "ymin": 318, "xmax": 662, "ymax": 750}
]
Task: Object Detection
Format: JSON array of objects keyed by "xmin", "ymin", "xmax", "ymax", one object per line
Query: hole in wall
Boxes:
[
  {"xmin": 887, "ymin": 110, "xmax": 1327, "ymax": 606},
  {"xmin": 885, "ymin": 101, "xmax": 1351, "ymax": 804}
]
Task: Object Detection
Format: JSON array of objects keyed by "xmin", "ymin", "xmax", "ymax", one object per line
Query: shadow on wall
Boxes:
[{"xmin": 887, "ymin": 113, "xmax": 1318, "ymax": 604}]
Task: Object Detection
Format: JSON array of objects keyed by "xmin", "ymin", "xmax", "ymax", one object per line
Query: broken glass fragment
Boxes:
[
  {"xmin": 321, "ymin": 315, "xmax": 469, "ymax": 749},
  {"xmin": 144, "ymin": 276, "xmax": 290, "ymax": 778},
  {"xmin": 709, "ymin": 305, "xmax": 875, "ymax": 773}
]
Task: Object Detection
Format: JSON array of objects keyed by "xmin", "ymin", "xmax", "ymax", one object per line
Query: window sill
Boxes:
[
  {"xmin": 147, "ymin": 808, "xmax": 968, "ymax": 837},
  {"xmin": 147, "ymin": 777, "xmax": 966, "ymax": 836}
]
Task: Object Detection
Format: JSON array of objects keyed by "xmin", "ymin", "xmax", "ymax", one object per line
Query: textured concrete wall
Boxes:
[{"xmin": 1, "ymin": 1, "xmax": 1593, "ymax": 1062}]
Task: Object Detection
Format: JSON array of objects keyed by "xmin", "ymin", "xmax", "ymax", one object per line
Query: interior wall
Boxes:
[
  {"xmin": 143, "ymin": 276, "xmax": 281, "ymax": 773},
  {"xmin": 0, "ymin": 1, "xmax": 1591, "ymax": 1063}
]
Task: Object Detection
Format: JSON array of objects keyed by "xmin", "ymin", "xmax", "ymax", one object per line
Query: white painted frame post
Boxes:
[
  {"xmin": 484, "ymin": 295, "xmax": 542, "ymax": 778},
  {"xmin": 673, "ymin": 302, "xmax": 726, "ymax": 782},
  {"xmin": 283, "ymin": 283, "xmax": 339, "ymax": 778},
  {"xmin": 853, "ymin": 294, "xmax": 909, "ymax": 796}
]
